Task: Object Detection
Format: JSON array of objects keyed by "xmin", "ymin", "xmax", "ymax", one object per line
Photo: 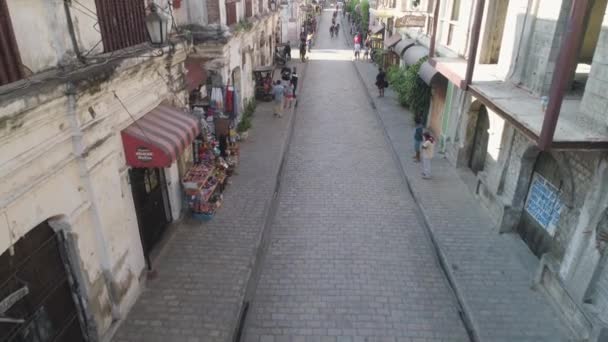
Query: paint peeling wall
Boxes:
[
  {"xmin": 0, "ymin": 42, "xmax": 190, "ymax": 340},
  {"xmin": 6, "ymin": 0, "xmax": 102, "ymax": 74}
]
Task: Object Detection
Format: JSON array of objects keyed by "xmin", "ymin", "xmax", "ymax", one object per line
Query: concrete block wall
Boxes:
[
  {"xmin": 580, "ymin": 6, "xmax": 608, "ymax": 131},
  {"xmin": 501, "ymin": 128, "xmax": 531, "ymax": 202},
  {"xmin": 515, "ymin": 0, "xmax": 571, "ymax": 95}
]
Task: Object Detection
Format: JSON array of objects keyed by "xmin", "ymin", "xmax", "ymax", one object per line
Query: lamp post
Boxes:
[{"xmin": 146, "ymin": 4, "xmax": 170, "ymax": 45}]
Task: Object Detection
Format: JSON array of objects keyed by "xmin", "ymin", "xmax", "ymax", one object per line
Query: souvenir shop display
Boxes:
[{"xmin": 182, "ymin": 83, "xmax": 241, "ymax": 221}]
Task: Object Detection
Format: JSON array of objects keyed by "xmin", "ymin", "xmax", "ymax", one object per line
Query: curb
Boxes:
[
  {"xmin": 230, "ymin": 59, "xmax": 309, "ymax": 342},
  {"xmin": 351, "ymin": 61, "xmax": 480, "ymax": 342}
]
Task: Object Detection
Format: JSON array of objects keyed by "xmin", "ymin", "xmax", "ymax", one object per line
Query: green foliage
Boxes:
[
  {"xmin": 372, "ymin": 49, "xmax": 385, "ymax": 67},
  {"xmin": 244, "ymin": 97, "xmax": 257, "ymax": 116},
  {"xmin": 237, "ymin": 98, "xmax": 256, "ymax": 133},
  {"xmin": 346, "ymin": 0, "xmax": 359, "ymax": 13},
  {"xmin": 235, "ymin": 19, "xmax": 253, "ymax": 33},
  {"xmin": 386, "ymin": 60, "xmax": 431, "ymax": 119},
  {"xmin": 402, "ymin": 58, "xmax": 431, "ymax": 118},
  {"xmin": 387, "ymin": 65, "xmax": 408, "ymax": 105},
  {"xmin": 360, "ymin": 0, "xmax": 369, "ymax": 36},
  {"xmin": 237, "ymin": 115, "xmax": 252, "ymax": 133}
]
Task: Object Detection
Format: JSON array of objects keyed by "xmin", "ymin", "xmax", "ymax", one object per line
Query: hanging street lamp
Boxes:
[{"xmin": 146, "ymin": 4, "xmax": 170, "ymax": 45}]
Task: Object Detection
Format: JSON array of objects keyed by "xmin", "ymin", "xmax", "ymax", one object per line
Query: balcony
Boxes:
[{"xmin": 431, "ymin": 57, "xmax": 608, "ymax": 150}]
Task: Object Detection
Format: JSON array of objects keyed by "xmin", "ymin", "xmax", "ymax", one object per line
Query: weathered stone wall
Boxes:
[
  {"xmin": 580, "ymin": 7, "xmax": 608, "ymax": 131},
  {"xmin": 512, "ymin": 0, "xmax": 571, "ymax": 95},
  {"xmin": 0, "ymin": 43, "xmax": 189, "ymax": 341}
]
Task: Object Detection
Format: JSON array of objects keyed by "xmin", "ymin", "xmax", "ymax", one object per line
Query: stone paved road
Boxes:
[{"xmin": 241, "ymin": 11, "xmax": 470, "ymax": 342}]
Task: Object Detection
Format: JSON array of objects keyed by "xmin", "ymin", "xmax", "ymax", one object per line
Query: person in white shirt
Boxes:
[{"xmin": 421, "ymin": 132, "xmax": 435, "ymax": 179}]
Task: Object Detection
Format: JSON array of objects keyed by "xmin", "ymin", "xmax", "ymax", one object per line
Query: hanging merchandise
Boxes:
[
  {"xmin": 231, "ymin": 88, "xmax": 239, "ymax": 121},
  {"xmin": 211, "ymin": 87, "xmax": 224, "ymax": 111},
  {"xmin": 225, "ymin": 85, "xmax": 234, "ymax": 116}
]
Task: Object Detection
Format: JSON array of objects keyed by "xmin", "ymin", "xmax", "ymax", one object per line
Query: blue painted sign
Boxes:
[{"xmin": 524, "ymin": 172, "xmax": 562, "ymax": 236}]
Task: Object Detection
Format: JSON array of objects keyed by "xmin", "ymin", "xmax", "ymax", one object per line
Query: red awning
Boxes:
[{"xmin": 121, "ymin": 104, "xmax": 200, "ymax": 168}]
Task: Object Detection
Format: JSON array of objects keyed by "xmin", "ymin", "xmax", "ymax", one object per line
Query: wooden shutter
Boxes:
[
  {"xmin": 0, "ymin": 0, "xmax": 23, "ymax": 86},
  {"xmin": 246, "ymin": 0, "xmax": 253, "ymax": 17},
  {"xmin": 226, "ymin": 2, "xmax": 237, "ymax": 26},
  {"xmin": 95, "ymin": 0, "xmax": 148, "ymax": 52}
]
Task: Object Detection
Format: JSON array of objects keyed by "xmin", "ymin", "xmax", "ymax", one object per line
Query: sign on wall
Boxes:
[
  {"xmin": 524, "ymin": 172, "xmax": 563, "ymax": 236},
  {"xmin": 395, "ymin": 14, "xmax": 426, "ymax": 28}
]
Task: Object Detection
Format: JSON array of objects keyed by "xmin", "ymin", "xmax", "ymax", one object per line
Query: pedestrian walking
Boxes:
[
  {"xmin": 291, "ymin": 67, "xmax": 299, "ymax": 97},
  {"xmin": 300, "ymin": 42, "xmax": 307, "ymax": 62},
  {"xmin": 335, "ymin": 23, "xmax": 340, "ymax": 37},
  {"xmin": 271, "ymin": 80, "xmax": 285, "ymax": 118},
  {"xmin": 284, "ymin": 41, "xmax": 291, "ymax": 60},
  {"xmin": 355, "ymin": 44, "xmax": 361, "ymax": 60},
  {"xmin": 284, "ymin": 82, "xmax": 294, "ymax": 109},
  {"xmin": 375, "ymin": 68, "xmax": 387, "ymax": 97},
  {"xmin": 421, "ymin": 132, "xmax": 435, "ymax": 179},
  {"xmin": 413, "ymin": 116, "xmax": 424, "ymax": 162}
]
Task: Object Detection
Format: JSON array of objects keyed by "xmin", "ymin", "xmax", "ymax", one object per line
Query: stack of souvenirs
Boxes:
[{"xmin": 183, "ymin": 84, "xmax": 240, "ymax": 221}]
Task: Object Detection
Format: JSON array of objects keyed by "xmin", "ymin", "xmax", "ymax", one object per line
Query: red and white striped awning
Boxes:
[{"xmin": 121, "ymin": 104, "xmax": 200, "ymax": 168}]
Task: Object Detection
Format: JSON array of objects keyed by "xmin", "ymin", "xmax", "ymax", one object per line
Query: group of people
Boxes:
[
  {"xmin": 373, "ymin": 67, "xmax": 436, "ymax": 179},
  {"xmin": 329, "ymin": 23, "xmax": 340, "ymax": 38},
  {"xmin": 352, "ymin": 32, "xmax": 370, "ymax": 60},
  {"xmin": 330, "ymin": 10, "xmax": 340, "ymax": 38},
  {"xmin": 270, "ymin": 67, "xmax": 299, "ymax": 118},
  {"xmin": 299, "ymin": 30, "xmax": 314, "ymax": 61},
  {"xmin": 414, "ymin": 117, "xmax": 435, "ymax": 179}
]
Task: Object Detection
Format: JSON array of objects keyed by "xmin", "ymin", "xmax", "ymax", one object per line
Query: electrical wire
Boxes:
[
  {"xmin": 155, "ymin": 69, "xmax": 187, "ymax": 108},
  {"xmin": 66, "ymin": 3, "xmax": 98, "ymax": 21},
  {"xmin": 113, "ymin": 91, "xmax": 153, "ymax": 143},
  {"xmin": 71, "ymin": 0, "xmax": 98, "ymax": 16}
]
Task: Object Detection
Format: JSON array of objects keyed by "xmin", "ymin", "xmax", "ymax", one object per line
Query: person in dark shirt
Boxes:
[
  {"xmin": 375, "ymin": 67, "xmax": 387, "ymax": 97},
  {"xmin": 300, "ymin": 43, "xmax": 307, "ymax": 62},
  {"xmin": 284, "ymin": 42, "xmax": 291, "ymax": 60},
  {"xmin": 290, "ymin": 67, "xmax": 299, "ymax": 98}
]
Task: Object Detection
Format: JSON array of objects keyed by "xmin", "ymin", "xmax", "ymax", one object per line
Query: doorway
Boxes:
[
  {"xmin": 469, "ymin": 106, "xmax": 489, "ymax": 174},
  {"xmin": 129, "ymin": 168, "xmax": 171, "ymax": 256},
  {"xmin": 0, "ymin": 222, "xmax": 87, "ymax": 342}
]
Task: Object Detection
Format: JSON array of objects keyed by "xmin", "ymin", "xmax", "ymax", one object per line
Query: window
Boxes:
[
  {"xmin": 246, "ymin": 0, "xmax": 253, "ymax": 17},
  {"xmin": 95, "ymin": 0, "xmax": 148, "ymax": 52},
  {"xmin": 451, "ymin": 0, "xmax": 460, "ymax": 20},
  {"xmin": 0, "ymin": 0, "xmax": 23, "ymax": 86},
  {"xmin": 226, "ymin": 1, "xmax": 237, "ymax": 26},
  {"xmin": 258, "ymin": 0, "xmax": 263, "ymax": 14}
]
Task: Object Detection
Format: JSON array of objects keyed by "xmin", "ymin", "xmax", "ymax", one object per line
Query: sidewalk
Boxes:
[
  {"xmin": 352, "ymin": 59, "xmax": 573, "ymax": 341},
  {"xmin": 111, "ymin": 63, "xmax": 304, "ymax": 342}
]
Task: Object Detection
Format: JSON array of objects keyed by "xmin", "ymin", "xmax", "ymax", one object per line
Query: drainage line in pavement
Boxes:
[
  {"xmin": 233, "ymin": 301, "xmax": 249, "ymax": 342},
  {"xmin": 232, "ymin": 60, "xmax": 309, "ymax": 342},
  {"xmin": 352, "ymin": 62, "xmax": 479, "ymax": 342}
]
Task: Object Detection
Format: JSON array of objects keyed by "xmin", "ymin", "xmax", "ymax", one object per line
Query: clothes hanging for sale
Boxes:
[
  {"xmin": 225, "ymin": 86, "xmax": 234, "ymax": 115},
  {"xmin": 211, "ymin": 87, "xmax": 224, "ymax": 111},
  {"xmin": 231, "ymin": 89, "xmax": 239, "ymax": 120}
]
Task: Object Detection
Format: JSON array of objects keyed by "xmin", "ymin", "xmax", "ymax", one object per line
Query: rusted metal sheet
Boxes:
[
  {"xmin": 0, "ymin": 0, "xmax": 23, "ymax": 86},
  {"xmin": 95, "ymin": 0, "xmax": 147, "ymax": 52}
]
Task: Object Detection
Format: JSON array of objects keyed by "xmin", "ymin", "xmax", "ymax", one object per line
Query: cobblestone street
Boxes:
[{"xmin": 241, "ymin": 11, "xmax": 469, "ymax": 342}]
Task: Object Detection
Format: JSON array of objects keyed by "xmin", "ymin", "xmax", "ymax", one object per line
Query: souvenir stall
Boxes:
[{"xmin": 182, "ymin": 83, "xmax": 241, "ymax": 221}]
